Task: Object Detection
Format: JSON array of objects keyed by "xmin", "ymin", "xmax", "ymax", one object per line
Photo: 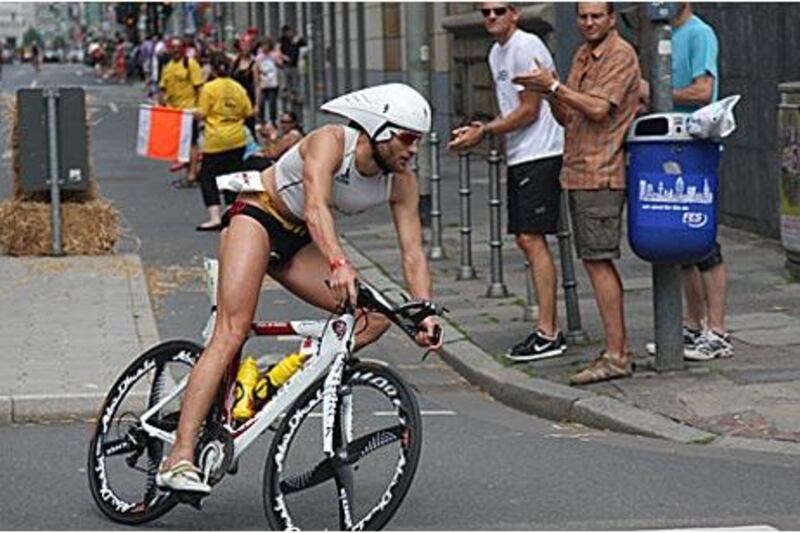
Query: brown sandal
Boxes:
[{"xmin": 570, "ymin": 352, "xmax": 633, "ymax": 385}]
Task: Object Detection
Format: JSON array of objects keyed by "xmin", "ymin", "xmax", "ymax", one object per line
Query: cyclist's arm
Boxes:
[
  {"xmin": 300, "ymin": 126, "xmax": 347, "ymax": 265},
  {"xmin": 388, "ymin": 170, "xmax": 432, "ymax": 301}
]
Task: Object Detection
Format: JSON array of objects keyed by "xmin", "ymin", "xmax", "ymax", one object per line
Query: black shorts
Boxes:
[
  {"xmin": 221, "ymin": 201, "xmax": 311, "ymax": 267},
  {"xmin": 506, "ymin": 156, "xmax": 563, "ymax": 235},
  {"xmin": 684, "ymin": 242, "xmax": 723, "ymax": 272}
]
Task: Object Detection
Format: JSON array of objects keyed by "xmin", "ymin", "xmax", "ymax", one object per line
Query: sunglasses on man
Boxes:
[
  {"xmin": 388, "ymin": 128, "xmax": 422, "ymax": 146},
  {"xmin": 481, "ymin": 7, "xmax": 508, "ymax": 17}
]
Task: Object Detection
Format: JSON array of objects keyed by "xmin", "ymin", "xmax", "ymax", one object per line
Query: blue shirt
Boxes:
[{"xmin": 672, "ymin": 14, "xmax": 719, "ymax": 112}]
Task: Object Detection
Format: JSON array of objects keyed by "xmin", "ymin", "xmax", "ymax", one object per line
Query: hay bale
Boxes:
[
  {"xmin": 1, "ymin": 93, "xmax": 121, "ymax": 256},
  {"xmin": 0, "ymin": 199, "xmax": 121, "ymax": 256}
]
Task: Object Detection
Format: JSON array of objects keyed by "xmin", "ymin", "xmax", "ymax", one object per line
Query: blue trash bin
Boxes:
[{"xmin": 626, "ymin": 113, "xmax": 721, "ymax": 264}]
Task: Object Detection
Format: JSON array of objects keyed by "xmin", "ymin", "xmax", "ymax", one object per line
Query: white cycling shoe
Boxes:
[{"xmin": 155, "ymin": 459, "xmax": 212, "ymax": 494}]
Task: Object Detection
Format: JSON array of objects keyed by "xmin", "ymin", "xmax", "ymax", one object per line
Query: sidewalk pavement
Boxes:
[
  {"xmin": 339, "ymin": 151, "xmax": 800, "ymax": 456},
  {"xmin": 3, "ymin": 152, "xmax": 800, "ymax": 458},
  {"xmin": 0, "ymin": 254, "xmax": 158, "ymax": 423}
]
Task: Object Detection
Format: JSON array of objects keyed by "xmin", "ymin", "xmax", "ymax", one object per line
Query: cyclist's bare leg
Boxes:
[
  {"xmin": 163, "ymin": 215, "xmax": 271, "ymax": 469},
  {"xmin": 270, "ymin": 243, "xmax": 391, "ymax": 351}
]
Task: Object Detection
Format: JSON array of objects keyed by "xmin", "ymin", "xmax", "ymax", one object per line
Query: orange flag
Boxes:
[{"xmin": 137, "ymin": 105, "xmax": 194, "ymax": 162}]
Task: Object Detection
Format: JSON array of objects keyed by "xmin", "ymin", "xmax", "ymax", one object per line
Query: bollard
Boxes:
[
  {"xmin": 456, "ymin": 152, "xmax": 476, "ymax": 280},
  {"xmin": 557, "ymin": 194, "xmax": 588, "ymax": 344},
  {"xmin": 486, "ymin": 149, "xmax": 508, "ymax": 297},
  {"xmin": 428, "ymin": 132, "xmax": 444, "ymax": 260}
]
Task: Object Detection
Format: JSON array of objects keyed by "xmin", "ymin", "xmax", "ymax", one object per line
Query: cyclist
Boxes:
[{"xmin": 156, "ymin": 83, "xmax": 444, "ymax": 494}]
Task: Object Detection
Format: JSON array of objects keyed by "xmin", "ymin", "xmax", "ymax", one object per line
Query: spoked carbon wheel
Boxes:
[
  {"xmin": 87, "ymin": 340, "xmax": 203, "ymax": 524},
  {"xmin": 263, "ymin": 360, "xmax": 423, "ymax": 531}
]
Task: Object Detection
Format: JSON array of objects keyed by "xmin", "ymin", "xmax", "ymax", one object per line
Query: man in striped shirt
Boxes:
[{"xmin": 514, "ymin": 2, "xmax": 640, "ymax": 385}]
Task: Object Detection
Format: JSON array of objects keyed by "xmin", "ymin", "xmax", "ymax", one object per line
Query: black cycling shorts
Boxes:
[{"xmin": 221, "ymin": 200, "xmax": 311, "ymax": 267}]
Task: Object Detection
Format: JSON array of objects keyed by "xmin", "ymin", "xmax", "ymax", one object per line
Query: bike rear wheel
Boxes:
[
  {"xmin": 263, "ymin": 360, "xmax": 423, "ymax": 531},
  {"xmin": 87, "ymin": 340, "xmax": 203, "ymax": 524}
]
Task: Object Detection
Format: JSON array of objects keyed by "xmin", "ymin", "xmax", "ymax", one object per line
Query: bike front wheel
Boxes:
[
  {"xmin": 87, "ymin": 340, "xmax": 203, "ymax": 524},
  {"xmin": 263, "ymin": 359, "xmax": 423, "ymax": 531}
]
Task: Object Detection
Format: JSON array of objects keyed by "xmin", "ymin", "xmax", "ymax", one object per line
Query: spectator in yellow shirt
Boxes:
[
  {"xmin": 159, "ymin": 37, "xmax": 204, "ymax": 186},
  {"xmin": 193, "ymin": 52, "xmax": 254, "ymax": 231}
]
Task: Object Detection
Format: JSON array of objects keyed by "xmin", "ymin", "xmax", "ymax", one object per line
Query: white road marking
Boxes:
[
  {"xmin": 374, "ymin": 410, "xmax": 456, "ymax": 417},
  {"xmin": 645, "ymin": 527, "xmax": 777, "ymax": 532},
  {"xmin": 29, "ymin": 79, "xmax": 37, "ymax": 88},
  {"xmin": 109, "ymin": 101, "xmax": 118, "ymax": 113},
  {"xmin": 303, "ymin": 410, "xmax": 457, "ymax": 418}
]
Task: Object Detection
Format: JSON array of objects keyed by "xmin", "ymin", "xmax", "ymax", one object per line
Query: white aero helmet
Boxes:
[{"xmin": 320, "ymin": 83, "xmax": 431, "ymax": 142}]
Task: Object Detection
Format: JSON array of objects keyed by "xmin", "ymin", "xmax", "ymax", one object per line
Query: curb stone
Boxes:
[
  {"xmin": 10, "ymin": 393, "xmax": 106, "ymax": 423},
  {"xmin": 341, "ymin": 238, "xmax": 719, "ymax": 444},
  {"xmin": 0, "ymin": 396, "xmax": 11, "ymax": 424}
]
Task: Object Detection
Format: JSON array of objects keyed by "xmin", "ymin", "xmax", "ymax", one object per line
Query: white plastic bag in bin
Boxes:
[{"xmin": 687, "ymin": 94, "xmax": 742, "ymax": 140}]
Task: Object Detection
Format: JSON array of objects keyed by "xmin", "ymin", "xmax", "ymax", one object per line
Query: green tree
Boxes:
[
  {"xmin": 53, "ymin": 36, "xmax": 67, "ymax": 50},
  {"xmin": 22, "ymin": 28, "xmax": 43, "ymax": 48}
]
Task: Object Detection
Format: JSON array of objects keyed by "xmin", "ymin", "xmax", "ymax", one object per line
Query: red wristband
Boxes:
[{"xmin": 330, "ymin": 257, "xmax": 348, "ymax": 273}]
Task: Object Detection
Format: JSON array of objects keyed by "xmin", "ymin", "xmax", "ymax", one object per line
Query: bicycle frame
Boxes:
[{"xmin": 139, "ymin": 312, "xmax": 357, "ymax": 465}]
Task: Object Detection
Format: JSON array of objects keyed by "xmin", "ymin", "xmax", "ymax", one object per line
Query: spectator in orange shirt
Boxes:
[{"xmin": 514, "ymin": 2, "xmax": 641, "ymax": 385}]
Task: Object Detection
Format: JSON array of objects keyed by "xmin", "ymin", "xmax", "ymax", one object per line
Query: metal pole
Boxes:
[
  {"xmin": 457, "ymin": 152, "xmax": 477, "ymax": 280},
  {"xmin": 255, "ymin": 3, "xmax": 265, "ymax": 36},
  {"xmin": 486, "ymin": 150, "xmax": 508, "ymax": 297},
  {"xmin": 342, "ymin": 3, "xmax": 352, "ymax": 92},
  {"xmin": 428, "ymin": 132, "xmax": 444, "ymax": 260},
  {"xmin": 304, "ymin": 3, "xmax": 316, "ymax": 128},
  {"xmin": 356, "ymin": 3, "xmax": 367, "ymax": 89},
  {"xmin": 404, "ymin": 2, "xmax": 432, "ymax": 225},
  {"xmin": 328, "ymin": 3, "xmax": 338, "ymax": 97},
  {"xmin": 45, "ymin": 90, "xmax": 63, "ymax": 256},
  {"xmin": 557, "ymin": 193, "xmax": 588, "ymax": 344},
  {"xmin": 650, "ymin": 14, "xmax": 684, "ymax": 371},
  {"xmin": 311, "ymin": 3, "xmax": 326, "ymax": 107}
]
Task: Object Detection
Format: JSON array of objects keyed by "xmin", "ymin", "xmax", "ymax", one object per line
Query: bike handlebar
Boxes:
[{"xmin": 346, "ymin": 280, "xmax": 447, "ymax": 343}]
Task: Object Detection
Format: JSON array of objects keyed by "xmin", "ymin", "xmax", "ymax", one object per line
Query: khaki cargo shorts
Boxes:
[{"xmin": 568, "ymin": 189, "xmax": 626, "ymax": 260}]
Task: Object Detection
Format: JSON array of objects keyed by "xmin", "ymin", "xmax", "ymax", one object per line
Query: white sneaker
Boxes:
[
  {"xmin": 684, "ymin": 330, "xmax": 734, "ymax": 361},
  {"xmin": 645, "ymin": 326, "xmax": 703, "ymax": 356},
  {"xmin": 155, "ymin": 459, "xmax": 211, "ymax": 494}
]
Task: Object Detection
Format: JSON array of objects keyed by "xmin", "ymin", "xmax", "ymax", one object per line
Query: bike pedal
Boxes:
[{"xmin": 177, "ymin": 491, "xmax": 207, "ymax": 510}]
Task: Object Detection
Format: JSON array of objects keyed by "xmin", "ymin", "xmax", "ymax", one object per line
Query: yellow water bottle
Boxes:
[
  {"xmin": 232, "ymin": 357, "xmax": 268, "ymax": 422},
  {"xmin": 257, "ymin": 352, "xmax": 307, "ymax": 400}
]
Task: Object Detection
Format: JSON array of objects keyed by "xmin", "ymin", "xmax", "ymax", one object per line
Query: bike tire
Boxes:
[
  {"xmin": 262, "ymin": 359, "xmax": 423, "ymax": 531},
  {"xmin": 87, "ymin": 339, "xmax": 203, "ymax": 525}
]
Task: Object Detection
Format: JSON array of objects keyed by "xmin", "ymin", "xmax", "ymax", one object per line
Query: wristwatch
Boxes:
[{"xmin": 548, "ymin": 80, "xmax": 561, "ymax": 96}]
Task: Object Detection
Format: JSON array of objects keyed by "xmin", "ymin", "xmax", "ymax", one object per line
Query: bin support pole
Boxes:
[
  {"xmin": 650, "ymin": 16, "xmax": 684, "ymax": 371},
  {"xmin": 46, "ymin": 89, "xmax": 63, "ymax": 257}
]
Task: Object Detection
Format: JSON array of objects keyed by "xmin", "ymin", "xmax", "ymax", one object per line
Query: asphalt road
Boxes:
[{"xmin": 1, "ymin": 64, "xmax": 799, "ymax": 530}]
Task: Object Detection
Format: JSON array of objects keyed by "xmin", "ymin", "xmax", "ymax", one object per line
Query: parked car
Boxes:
[
  {"xmin": 43, "ymin": 48, "xmax": 64, "ymax": 63},
  {"xmin": 66, "ymin": 46, "xmax": 84, "ymax": 63}
]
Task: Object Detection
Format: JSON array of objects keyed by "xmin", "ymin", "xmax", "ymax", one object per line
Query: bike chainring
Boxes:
[{"xmin": 196, "ymin": 422, "xmax": 234, "ymax": 486}]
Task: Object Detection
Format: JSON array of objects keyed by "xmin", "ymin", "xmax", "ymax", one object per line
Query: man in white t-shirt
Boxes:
[{"xmin": 450, "ymin": 2, "xmax": 567, "ymax": 362}]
